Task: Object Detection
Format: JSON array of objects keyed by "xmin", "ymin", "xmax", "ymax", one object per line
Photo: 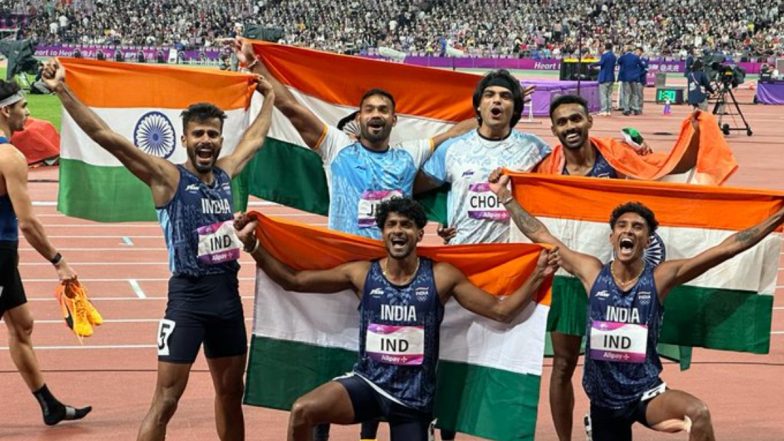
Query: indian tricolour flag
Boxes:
[
  {"xmin": 509, "ymin": 173, "xmax": 783, "ymax": 354},
  {"xmin": 242, "ymin": 40, "xmax": 480, "ymax": 222},
  {"xmin": 57, "ymin": 58, "xmax": 256, "ymax": 221},
  {"xmin": 244, "ymin": 212, "xmax": 553, "ymax": 441}
]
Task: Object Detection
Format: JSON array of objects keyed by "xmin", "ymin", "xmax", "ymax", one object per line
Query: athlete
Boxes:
[
  {"xmin": 417, "ymin": 69, "xmax": 551, "ymax": 246},
  {"xmin": 235, "ymin": 197, "xmax": 558, "ymax": 441},
  {"xmin": 489, "ymin": 173, "xmax": 784, "ymax": 441},
  {"xmin": 534, "ymin": 94, "xmax": 733, "ymax": 441},
  {"xmin": 0, "ymin": 79, "xmax": 91, "ymax": 426},
  {"xmin": 41, "ymin": 59, "xmax": 275, "ymax": 441}
]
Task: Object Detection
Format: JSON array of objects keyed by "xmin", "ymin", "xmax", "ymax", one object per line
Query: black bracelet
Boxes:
[{"xmin": 49, "ymin": 252, "xmax": 63, "ymax": 265}]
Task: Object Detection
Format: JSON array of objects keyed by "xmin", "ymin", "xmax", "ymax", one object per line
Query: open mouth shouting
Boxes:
[
  {"xmin": 489, "ymin": 106, "xmax": 504, "ymax": 120},
  {"xmin": 618, "ymin": 236, "xmax": 636, "ymax": 258},
  {"xmin": 367, "ymin": 118, "xmax": 386, "ymax": 135},
  {"xmin": 388, "ymin": 235, "xmax": 410, "ymax": 255},
  {"xmin": 195, "ymin": 145, "xmax": 215, "ymax": 166}
]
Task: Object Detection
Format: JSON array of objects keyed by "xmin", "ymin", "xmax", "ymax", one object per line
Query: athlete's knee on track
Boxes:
[
  {"xmin": 153, "ymin": 391, "xmax": 181, "ymax": 422},
  {"xmin": 290, "ymin": 397, "xmax": 320, "ymax": 427},
  {"xmin": 685, "ymin": 400, "xmax": 711, "ymax": 426},
  {"xmin": 551, "ymin": 353, "xmax": 579, "ymax": 381},
  {"xmin": 7, "ymin": 316, "xmax": 34, "ymax": 343},
  {"xmin": 215, "ymin": 380, "xmax": 244, "ymax": 405}
]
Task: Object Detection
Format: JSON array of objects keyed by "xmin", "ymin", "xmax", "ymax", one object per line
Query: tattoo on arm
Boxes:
[
  {"xmin": 736, "ymin": 227, "xmax": 759, "ymax": 244},
  {"xmin": 507, "ymin": 201, "xmax": 546, "ymax": 236}
]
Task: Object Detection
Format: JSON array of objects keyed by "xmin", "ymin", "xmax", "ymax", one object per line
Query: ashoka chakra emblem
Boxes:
[
  {"xmin": 134, "ymin": 111, "xmax": 176, "ymax": 158},
  {"xmin": 643, "ymin": 232, "xmax": 666, "ymax": 267}
]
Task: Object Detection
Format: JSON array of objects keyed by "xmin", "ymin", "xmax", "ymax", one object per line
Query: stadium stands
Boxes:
[{"xmin": 1, "ymin": 0, "xmax": 782, "ymax": 61}]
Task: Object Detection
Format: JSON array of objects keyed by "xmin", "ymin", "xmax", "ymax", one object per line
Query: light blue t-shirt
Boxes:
[
  {"xmin": 318, "ymin": 126, "xmax": 432, "ymax": 239},
  {"xmin": 422, "ymin": 129, "xmax": 551, "ymax": 244}
]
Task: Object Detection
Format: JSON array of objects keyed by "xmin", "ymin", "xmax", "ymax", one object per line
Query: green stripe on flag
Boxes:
[
  {"xmin": 660, "ymin": 285, "xmax": 773, "ymax": 354},
  {"xmin": 435, "ymin": 361, "xmax": 540, "ymax": 441},
  {"xmin": 245, "ymin": 138, "xmax": 330, "ymax": 216},
  {"xmin": 244, "ymin": 137, "xmax": 450, "ymax": 222},
  {"xmin": 59, "ymin": 158, "xmax": 252, "ymax": 222},
  {"xmin": 58, "ymin": 158, "xmax": 157, "ymax": 221},
  {"xmin": 245, "ymin": 336, "xmax": 541, "ymax": 440},
  {"xmin": 244, "ymin": 336, "xmax": 356, "ymax": 410}
]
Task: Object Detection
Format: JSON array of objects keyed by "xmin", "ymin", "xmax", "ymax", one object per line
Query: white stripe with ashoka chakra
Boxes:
[
  {"xmin": 512, "ymin": 218, "xmax": 781, "ymax": 295},
  {"xmin": 60, "ymin": 107, "xmax": 250, "ymax": 166}
]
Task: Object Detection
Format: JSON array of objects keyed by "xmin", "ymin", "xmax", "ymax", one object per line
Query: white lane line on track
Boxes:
[
  {"xmin": 25, "ymin": 295, "xmax": 256, "ymax": 302},
  {"xmin": 23, "ymin": 318, "xmax": 254, "ymax": 325},
  {"xmin": 0, "ymin": 344, "xmax": 156, "ymax": 350},
  {"xmin": 128, "ymin": 279, "xmax": 146, "ymax": 299},
  {"xmin": 20, "ymin": 248, "xmax": 166, "ymax": 252},
  {"xmin": 28, "ymin": 235, "xmax": 163, "ymax": 239},
  {"xmin": 32, "ymin": 200, "xmax": 280, "ymax": 207},
  {"xmin": 23, "ymin": 277, "xmax": 257, "ymax": 283}
]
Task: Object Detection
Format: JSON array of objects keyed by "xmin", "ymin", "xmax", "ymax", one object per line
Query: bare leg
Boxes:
[
  {"xmin": 288, "ymin": 381, "xmax": 355, "ymax": 441},
  {"xmin": 207, "ymin": 355, "xmax": 247, "ymax": 441},
  {"xmin": 549, "ymin": 332, "xmax": 581, "ymax": 441},
  {"xmin": 4, "ymin": 304, "xmax": 45, "ymax": 391},
  {"xmin": 645, "ymin": 389, "xmax": 715, "ymax": 441},
  {"xmin": 137, "ymin": 361, "xmax": 192, "ymax": 441}
]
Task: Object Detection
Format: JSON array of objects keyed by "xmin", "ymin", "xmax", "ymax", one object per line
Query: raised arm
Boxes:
[
  {"xmin": 237, "ymin": 39, "xmax": 325, "ymax": 149},
  {"xmin": 488, "ymin": 169, "xmax": 603, "ymax": 287},
  {"xmin": 236, "ymin": 218, "xmax": 369, "ymax": 294},
  {"xmin": 439, "ymin": 248, "xmax": 558, "ymax": 323},
  {"xmin": 1, "ymin": 148, "xmax": 75, "ymax": 281},
  {"xmin": 217, "ymin": 75, "xmax": 276, "ymax": 177},
  {"xmin": 668, "ymin": 110, "xmax": 702, "ymax": 175},
  {"xmin": 430, "ymin": 118, "xmax": 477, "ymax": 149},
  {"xmin": 41, "ymin": 59, "xmax": 177, "ymax": 204},
  {"xmin": 655, "ymin": 206, "xmax": 784, "ymax": 301}
]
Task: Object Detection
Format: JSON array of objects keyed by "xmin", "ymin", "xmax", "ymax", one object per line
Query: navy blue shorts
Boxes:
[
  {"xmin": 0, "ymin": 244, "xmax": 26, "ymax": 317},
  {"xmin": 587, "ymin": 384, "xmax": 665, "ymax": 441},
  {"xmin": 157, "ymin": 272, "xmax": 246, "ymax": 363},
  {"xmin": 336, "ymin": 374, "xmax": 433, "ymax": 441}
]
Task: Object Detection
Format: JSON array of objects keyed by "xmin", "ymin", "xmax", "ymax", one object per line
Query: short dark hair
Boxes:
[
  {"xmin": 609, "ymin": 202, "xmax": 659, "ymax": 233},
  {"xmin": 549, "ymin": 94, "xmax": 589, "ymax": 120},
  {"xmin": 604, "ymin": 42, "xmax": 613, "ymax": 51},
  {"xmin": 375, "ymin": 197, "xmax": 427, "ymax": 230},
  {"xmin": 473, "ymin": 69, "xmax": 524, "ymax": 127},
  {"xmin": 337, "ymin": 110, "xmax": 359, "ymax": 130},
  {"xmin": 0, "ymin": 79, "xmax": 21, "ymax": 102},
  {"xmin": 180, "ymin": 102, "xmax": 227, "ymax": 132},
  {"xmin": 359, "ymin": 88, "xmax": 396, "ymax": 112}
]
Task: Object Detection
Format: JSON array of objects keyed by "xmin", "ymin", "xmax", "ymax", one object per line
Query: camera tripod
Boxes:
[{"xmin": 710, "ymin": 81, "xmax": 752, "ymax": 136}]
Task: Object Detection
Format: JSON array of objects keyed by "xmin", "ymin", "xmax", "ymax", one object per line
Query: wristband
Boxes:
[
  {"xmin": 50, "ymin": 252, "xmax": 63, "ymax": 265},
  {"xmin": 244, "ymin": 238, "xmax": 259, "ymax": 254},
  {"xmin": 500, "ymin": 195, "xmax": 514, "ymax": 205}
]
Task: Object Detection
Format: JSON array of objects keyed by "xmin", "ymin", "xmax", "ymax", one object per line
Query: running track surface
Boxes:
[{"xmin": 1, "ymin": 88, "xmax": 782, "ymax": 440}]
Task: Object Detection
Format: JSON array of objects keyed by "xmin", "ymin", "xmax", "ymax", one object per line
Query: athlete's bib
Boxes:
[
  {"xmin": 365, "ymin": 323, "xmax": 424, "ymax": 366},
  {"xmin": 195, "ymin": 220, "xmax": 242, "ymax": 265},
  {"xmin": 357, "ymin": 190, "xmax": 403, "ymax": 228},
  {"xmin": 467, "ymin": 183, "xmax": 508, "ymax": 221},
  {"xmin": 589, "ymin": 320, "xmax": 648, "ymax": 363}
]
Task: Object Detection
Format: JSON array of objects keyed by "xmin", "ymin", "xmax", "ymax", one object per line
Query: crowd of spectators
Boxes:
[{"xmin": 1, "ymin": 0, "xmax": 783, "ymax": 61}]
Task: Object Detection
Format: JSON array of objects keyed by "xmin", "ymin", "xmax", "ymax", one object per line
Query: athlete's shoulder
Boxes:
[
  {"xmin": 0, "ymin": 143, "xmax": 25, "ymax": 170},
  {"xmin": 433, "ymin": 129, "xmax": 477, "ymax": 156}
]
